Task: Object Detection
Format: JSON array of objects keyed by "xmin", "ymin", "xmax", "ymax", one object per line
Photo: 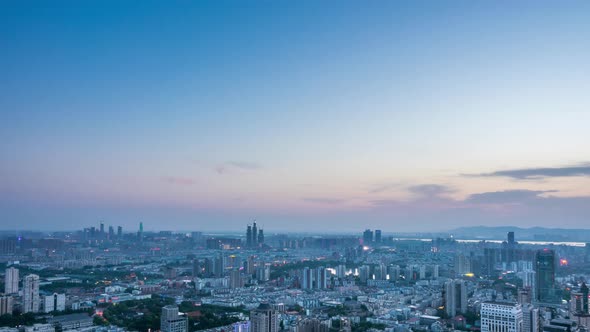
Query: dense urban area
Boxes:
[{"xmin": 1, "ymin": 223, "xmax": 590, "ymax": 332}]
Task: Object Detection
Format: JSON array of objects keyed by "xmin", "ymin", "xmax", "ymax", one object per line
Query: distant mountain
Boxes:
[{"xmin": 448, "ymin": 226, "xmax": 590, "ymax": 242}]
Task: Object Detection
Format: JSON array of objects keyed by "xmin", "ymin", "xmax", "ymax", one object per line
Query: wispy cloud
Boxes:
[
  {"xmin": 465, "ymin": 189, "xmax": 557, "ymax": 204},
  {"xmin": 215, "ymin": 161, "xmax": 262, "ymax": 174},
  {"xmin": 407, "ymin": 184, "xmax": 455, "ymax": 197},
  {"xmin": 301, "ymin": 197, "xmax": 346, "ymax": 204},
  {"xmin": 227, "ymin": 161, "xmax": 262, "ymax": 170},
  {"xmin": 369, "ymin": 182, "xmax": 402, "ymax": 194},
  {"xmin": 470, "ymin": 163, "xmax": 590, "ymax": 180},
  {"xmin": 162, "ymin": 176, "xmax": 195, "ymax": 186}
]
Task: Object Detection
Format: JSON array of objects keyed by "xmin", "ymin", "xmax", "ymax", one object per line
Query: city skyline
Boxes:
[{"xmin": 2, "ymin": 2, "xmax": 590, "ymax": 231}]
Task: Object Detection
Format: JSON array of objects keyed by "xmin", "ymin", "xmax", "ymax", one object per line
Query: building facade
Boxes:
[
  {"xmin": 161, "ymin": 305, "xmax": 188, "ymax": 332},
  {"xmin": 481, "ymin": 302, "xmax": 523, "ymax": 332},
  {"xmin": 250, "ymin": 303, "xmax": 279, "ymax": 332},
  {"xmin": 0, "ymin": 296, "xmax": 13, "ymax": 315},
  {"xmin": 445, "ymin": 279, "xmax": 467, "ymax": 317},
  {"xmin": 4, "ymin": 267, "xmax": 19, "ymax": 294},
  {"xmin": 23, "ymin": 274, "xmax": 40, "ymax": 313}
]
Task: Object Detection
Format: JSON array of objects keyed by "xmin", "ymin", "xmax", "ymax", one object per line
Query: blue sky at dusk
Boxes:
[{"xmin": 1, "ymin": 1, "xmax": 590, "ymax": 232}]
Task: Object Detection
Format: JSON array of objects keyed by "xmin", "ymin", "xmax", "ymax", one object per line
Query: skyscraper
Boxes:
[
  {"xmin": 445, "ymin": 279, "xmax": 467, "ymax": 317},
  {"xmin": 258, "ymin": 229, "xmax": 264, "ymax": 246},
  {"xmin": 100, "ymin": 221, "xmax": 105, "ymax": 235},
  {"xmin": 23, "ymin": 274, "xmax": 40, "ymax": 313},
  {"xmin": 302, "ymin": 267, "xmax": 313, "ymax": 289},
  {"xmin": 250, "ymin": 303, "xmax": 279, "ymax": 332},
  {"xmin": 108, "ymin": 226, "xmax": 114, "ymax": 240},
  {"xmin": 246, "ymin": 225, "xmax": 253, "ymax": 248},
  {"xmin": 535, "ymin": 249, "xmax": 556, "ymax": 303},
  {"xmin": 4, "ymin": 267, "xmax": 19, "ymax": 294},
  {"xmin": 362, "ymin": 229, "xmax": 373, "ymax": 245},
  {"xmin": 375, "ymin": 230, "xmax": 382, "ymax": 243},
  {"xmin": 117, "ymin": 226, "xmax": 123, "ymax": 238},
  {"xmin": 481, "ymin": 302, "xmax": 523, "ymax": 332},
  {"xmin": 161, "ymin": 306, "xmax": 188, "ymax": 332},
  {"xmin": 252, "ymin": 222, "xmax": 258, "ymax": 247}
]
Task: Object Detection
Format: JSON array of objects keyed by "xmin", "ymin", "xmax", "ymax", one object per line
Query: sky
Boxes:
[{"xmin": 1, "ymin": 1, "xmax": 590, "ymax": 233}]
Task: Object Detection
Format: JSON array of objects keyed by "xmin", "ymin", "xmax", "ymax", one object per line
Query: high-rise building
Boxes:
[
  {"xmin": 508, "ymin": 232, "xmax": 516, "ymax": 245},
  {"xmin": 234, "ymin": 322, "xmax": 250, "ymax": 332},
  {"xmin": 0, "ymin": 238, "xmax": 16, "ymax": 255},
  {"xmin": 23, "ymin": 274, "xmax": 40, "ymax": 313},
  {"xmin": 445, "ymin": 279, "xmax": 467, "ymax": 317},
  {"xmin": 362, "ymin": 229, "xmax": 373, "ymax": 245},
  {"xmin": 256, "ymin": 264, "xmax": 270, "ymax": 282},
  {"xmin": 454, "ymin": 254, "xmax": 472, "ymax": 275},
  {"xmin": 246, "ymin": 225, "xmax": 253, "ymax": 248},
  {"xmin": 100, "ymin": 222, "xmax": 105, "ymax": 235},
  {"xmin": 252, "ymin": 222, "xmax": 258, "ymax": 247},
  {"xmin": 43, "ymin": 293, "xmax": 66, "ymax": 313},
  {"xmin": 258, "ymin": 229, "xmax": 264, "ymax": 246},
  {"xmin": 522, "ymin": 304, "xmax": 539, "ymax": 332},
  {"xmin": 359, "ymin": 265, "xmax": 370, "ymax": 283},
  {"xmin": 161, "ymin": 306, "xmax": 188, "ymax": 332},
  {"xmin": 582, "ymin": 283, "xmax": 589, "ymax": 314},
  {"xmin": 250, "ymin": 303, "xmax": 279, "ymax": 332},
  {"xmin": 0, "ymin": 296, "xmax": 13, "ymax": 315},
  {"xmin": 4, "ymin": 267, "xmax": 19, "ymax": 294},
  {"xmin": 375, "ymin": 230, "xmax": 382, "ymax": 243},
  {"xmin": 570, "ymin": 283, "xmax": 589, "ymax": 314},
  {"xmin": 480, "ymin": 302, "xmax": 523, "ymax": 332},
  {"xmin": 433, "ymin": 265, "xmax": 440, "ymax": 279},
  {"xmin": 302, "ymin": 267, "xmax": 313, "ymax": 289},
  {"xmin": 316, "ymin": 267, "xmax": 328, "ymax": 289},
  {"xmin": 117, "ymin": 226, "xmax": 123, "ymax": 238},
  {"xmin": 388, "ymin": 265, "xmax": 400, "ymax": 281},
  {"xmin": 108, "ymin": 226, "xmax": 114, "ymax": 240},
  {"xmin": 138, "ymin": 222, "xmax": 144, "ymax": 243},
  {"xmin": 229, "ymin": 269, "xmax": 242, "ymax": 289},
  {"xmin": 535, "ymin": 249, "xmax": 556, "ymax": 303}
]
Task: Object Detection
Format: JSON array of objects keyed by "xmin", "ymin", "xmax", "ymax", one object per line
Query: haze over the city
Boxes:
[{"xmin": 1, "ymin": 1, "xmax": 590, "ymax": 232}]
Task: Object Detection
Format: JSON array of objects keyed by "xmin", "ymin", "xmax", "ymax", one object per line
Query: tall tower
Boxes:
[
  {"xmin": 100, "ymin": 221, "xmax": 105, "ymax": 235},
  {"xmin": 4, "ymin": 267, "xmax": 19, "ymax": 294},
  {"xmin": 258, "ymin": 229, "xmax": 264, "ymax": 246},
  {"xmin": 23, "ymin": 274, "xmax": 40, "ymax": 313},
  {"xmin": 535, "ymin": 249, "xmax": 555, "ymax": 303},
  {"xmin": 302, "ymin": 267, "xmax": 313, "ymax": 290},
  {"xmin": 250, "ymin": 303, "xmax": 279, "ymax": 332},
  {"xmin": 117, "ymin": 226, "xmax": 123, "ymax": 238},
  {"xmin": 246, "ymin": 225, "xmax": 252, "ymax": 248},
  {"xmin": 252, "ymin": 222, "xmax": 258, "ymax": 247},
  {"xmin": 138, "ymin": 222, "xmax": 144, "ymax": 243}
]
